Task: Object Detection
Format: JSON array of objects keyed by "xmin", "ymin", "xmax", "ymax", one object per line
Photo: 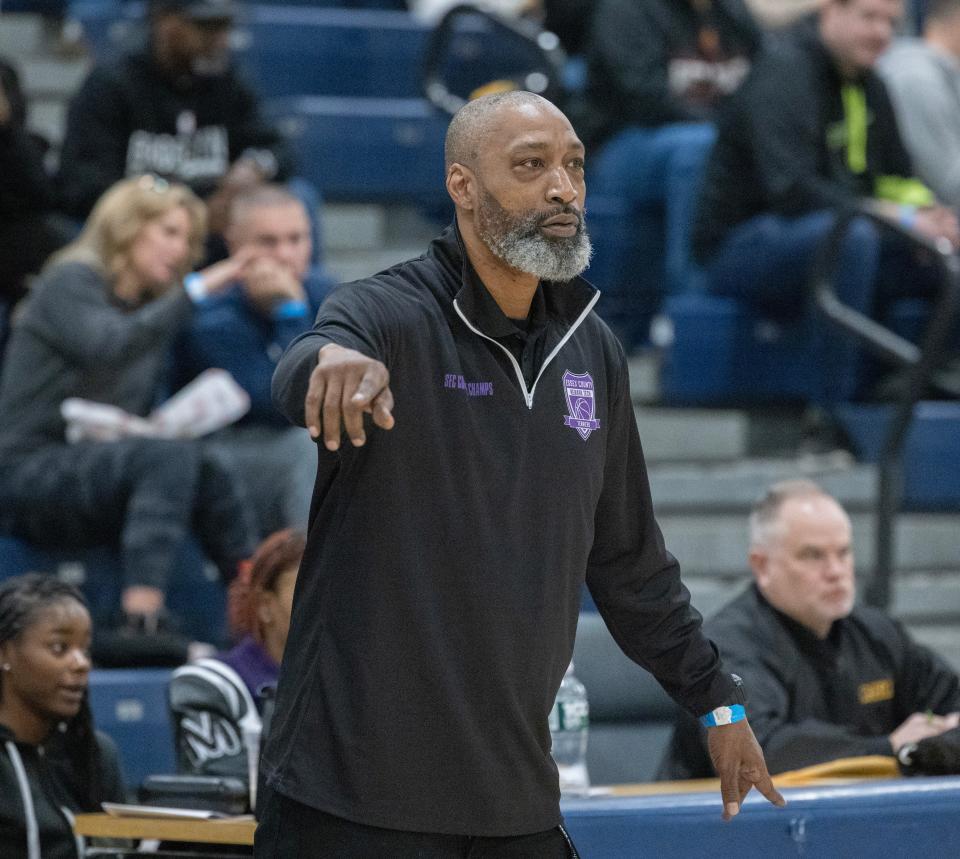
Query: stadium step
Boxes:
[
  {"xmin": 659, "ymin": 510, "xmax": 960, "ymax": 579},
  {"xmin": 0, "ymin": 13, "xmax": 44, "ymax": 60},
  {"xmin": 634, "ymin": 406, "xmax": 750, "ymax": 463},
  {"xmin": 324, "ymin": 203, "xmax": 442, "ymax": 283},
  {"xmin": 904, "ymin": 624, "xmax": 960, "ymax": 673},
  {"xmin": 1, "ymin": 11, "xmax": 90, "ymax": 152},
  {"xmin": 648, "ymin": 457, "xmax": 875, "ymax": 513},
  {"xmin": 18, "ymin": 55, "xmax": 90, "ymax": 99}
]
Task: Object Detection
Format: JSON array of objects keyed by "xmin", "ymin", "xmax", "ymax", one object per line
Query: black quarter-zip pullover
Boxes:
[{"xmin": 264, "ymin": 224, "xmax": 735, "ymax": 836}]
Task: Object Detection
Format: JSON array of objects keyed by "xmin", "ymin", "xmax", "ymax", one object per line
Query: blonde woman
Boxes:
[{"xmin": 0, "ymin": 175, "xmax": 258, "ymax": 657}]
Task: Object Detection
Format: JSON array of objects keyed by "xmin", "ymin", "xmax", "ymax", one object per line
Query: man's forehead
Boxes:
[
  {"xmin": 484, "ymin": 105, "xmax": 582, "ymax": 153},
  {"xmin": 780, "ymin": 496, "xmax": 851, "ymax": 537},
  {"xmin": 839, "ymin": 0, "xmax": 902, "ymax": 15},
  {"xmin": 506, "ymin": 131, "xmax": 584, "ymax": 153},
  {"xmin": 243, "ymin": 202, "xmax": 308, "ymax": 228}
]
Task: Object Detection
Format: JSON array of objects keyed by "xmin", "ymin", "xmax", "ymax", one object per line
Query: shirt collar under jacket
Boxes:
[
  {"xmin": 459, "ymin": 260, "xmax": 548, "ymax": 340},
  {"xmin": 426, "ymin": 220, "xmax": 599, "ymax": 339},
  {"xmin": 751, "ymin": 583, "xmax": 844, "ymax": 664}
]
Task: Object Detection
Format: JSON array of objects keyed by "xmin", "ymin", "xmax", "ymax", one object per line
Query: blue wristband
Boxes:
[
  {"xmin": 183, "ymin": 272, "xmax": 208, "ymax": 303},
  {"xmin": 899, "ymin": 205, "xmax": 918, "ymax": 230},
  {"xmin": 273, "ymin": 299, "xmax": 310, "ymax": 320},
  {"xmin": 700, "ymin": 704, "xmax": 747, "ymax": 728}
]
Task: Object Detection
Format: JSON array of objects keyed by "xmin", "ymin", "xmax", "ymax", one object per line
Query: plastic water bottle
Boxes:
[{"xmin": 549, "ymin": 661, "xmax": 590, "ymax": 797}]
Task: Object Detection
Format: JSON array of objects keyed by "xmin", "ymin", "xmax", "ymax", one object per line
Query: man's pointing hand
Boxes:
[
  {"xmin": 305, "ymin": 343, "xmax": 395, "ymax": 450},
  {"xmin": 708, "ymin": 719, "xmax": 786, "ymax": 820}
]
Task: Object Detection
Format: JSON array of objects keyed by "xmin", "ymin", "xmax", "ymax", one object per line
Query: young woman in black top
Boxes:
[{"xmin": 0, "ymin": 574, "xmax": 125, "ymax": 859}]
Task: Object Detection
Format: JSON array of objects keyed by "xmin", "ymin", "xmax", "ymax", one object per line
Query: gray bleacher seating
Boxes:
[
  {"xmin": 266, "ymin": 95, "xmax": 450, "ymax": 208},
  {"xmin": 70, "ymin": 2, "xmax": 429, "ymax": 100},
  {"xmin": 0, "ymin": 536, "xmax": 227, "ymax": 645},
  {"xmin": 836, "ymin": 401, "xmax": 960, "ymax": 510},
  {"xmin": 232, "ymin": 6, "xmax": 427, "ymax": 100},
  {"xmin": 572, "ymin": 612, "xmax": 679, "ymax": 786},
  {"xmin": 657, "ymin": 293, "xmax": 822, "ymax": 407}
]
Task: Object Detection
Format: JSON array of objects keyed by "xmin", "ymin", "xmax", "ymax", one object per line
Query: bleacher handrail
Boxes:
[
  {"xmin": 420, "ymin": 4, "xmax": 566, "ymax": 117},
  {"xmin": 808, "ymin": 203, "xmax": 960, "ymax": 608}
]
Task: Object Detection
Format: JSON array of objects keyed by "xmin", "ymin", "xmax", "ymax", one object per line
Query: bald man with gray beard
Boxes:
[{"xmin": 255, "ymin": 92, "xmax": 783, "ymax": 857}]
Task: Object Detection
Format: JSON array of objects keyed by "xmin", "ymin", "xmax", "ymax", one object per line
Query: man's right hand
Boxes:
[
  {"xmin": 890, "ymin": 713, "xmax": 960, "ymax": 753},
  {"xmin": 890, "ymin": 711, "xmax": 960, "ymax": 753},
  {"xmin": 242, "ymin": 257, "xmax": 307, "ymax": 314},
  {"xmin": 304, "ymin": 343, "xmax": 394, "ymax": 450},
  {"xmin": 914, "ymin": 205, "xmax": 960, "ymax": 250}
]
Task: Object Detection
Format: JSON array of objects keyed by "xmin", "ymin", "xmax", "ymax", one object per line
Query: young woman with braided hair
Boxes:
[
  {"xmin": 0, "ymin": 573, "xmax": 125, "ymax": 859},
  {"xmin": 169, "ymin": 529, "xmax": 304, "ymax": 780}
]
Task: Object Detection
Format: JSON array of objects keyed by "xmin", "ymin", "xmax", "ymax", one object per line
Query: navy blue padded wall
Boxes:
[
  {"xmin": 88, "ymin": 668, "xmax": 176, "ymax": 791},
  {"xmin": 562, "ymin": 779, "xmax": 960, "ymax": 858}
]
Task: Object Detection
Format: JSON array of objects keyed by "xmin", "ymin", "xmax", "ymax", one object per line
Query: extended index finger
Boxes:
[
  {"xmin": 351, "ymin": 362, "xmax": 390, "ymax": 407},
  {"xmin": 370, "ymin": 386, "xmax": 395, "ymax": 431},
  {"xmin": 749, "ymin": 769, "xmax": 785, "ymax": 809}
]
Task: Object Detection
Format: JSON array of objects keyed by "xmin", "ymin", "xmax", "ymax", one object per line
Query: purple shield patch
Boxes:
[{"xmin": 562, "ymin": 370, "xmax": 601, "ymax": 440}]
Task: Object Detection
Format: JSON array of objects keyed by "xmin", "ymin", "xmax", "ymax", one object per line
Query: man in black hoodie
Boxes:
[
  {"xmin": 692, "ymin": 0, "xmax": 960, "ymax": 403},
  {"xmin": 57, "ymin": 0, "xmax": 292, "ymax": 239},
  {"xmin": 255, "ymin": 91, "xmax": 785, "ymax": 857}
]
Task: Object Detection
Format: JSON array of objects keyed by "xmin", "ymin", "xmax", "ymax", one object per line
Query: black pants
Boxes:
[
  {"xmin": 0, "ymin": 438, "xmax": 257, "ymax": 593},
  {"xmin": 254, "ymin": 790, "xmax": 578, "ymax": 859}
]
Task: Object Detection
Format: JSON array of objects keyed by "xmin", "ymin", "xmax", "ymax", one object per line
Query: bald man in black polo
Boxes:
[{"xmin": 255, "ymin": 92, "xmax": 784, "ymax": 858}]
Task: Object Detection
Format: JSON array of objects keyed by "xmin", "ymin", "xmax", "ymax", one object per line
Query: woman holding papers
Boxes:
[{"xmin": 0, "ymin": 176, "xmax": 259, "ymax": 661}]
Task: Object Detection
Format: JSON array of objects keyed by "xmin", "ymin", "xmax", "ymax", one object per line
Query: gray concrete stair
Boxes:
[
  {"xmin": 659, "ymin": 510, "xmax": 960, "ymax": 579},
  {"xmin": 648, "ymin": 456, "xmax": 873, "ymax": 512},
  {"xmin": 892, "ymin": 573, "xmax": 960, "ymax": 624},
  {"xmin": 1, "ymin": 12, "xmax": 90, "ymax": 147},
  {"xmin": 0, "ymin": 14, "xmax": 45, "ymax": 61},
  {"xmin": 22, "ymin": 97, "xmax": 66, "ymax": 147},
  {"xmin": 635, "ymin": 406, "xmax": 750, "ymax": 463},
  {"xmin": 18, "ymin": 55, "xmax": 89, "ymax": 99},
  {"xmin": 325, "ymin": 203, "xmax": 444, "ymax": 284},
  {"xmin": 904, "ymin": 626, "xmax": 960, "ymax": 673}
]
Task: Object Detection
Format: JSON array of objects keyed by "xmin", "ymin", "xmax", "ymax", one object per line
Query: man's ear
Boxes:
[
  {"xmin": 749, "ymin": 548, "xmax": 769, "ymax": 587},
  {"xmin": 257, "ymin": 596, "xmax": 274, "ymax": 628},
  {"xmin": 446, "ymin": 163, "xmax": 476, "ymax": 211},
  {"xmin": 223, "ymin": 224, "xmax": 237, "ymax": 252}
]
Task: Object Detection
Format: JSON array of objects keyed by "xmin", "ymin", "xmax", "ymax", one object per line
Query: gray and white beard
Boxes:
[{"xmin": 476, "ymin": 190, "xmax": 592, "ymax": 283}]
